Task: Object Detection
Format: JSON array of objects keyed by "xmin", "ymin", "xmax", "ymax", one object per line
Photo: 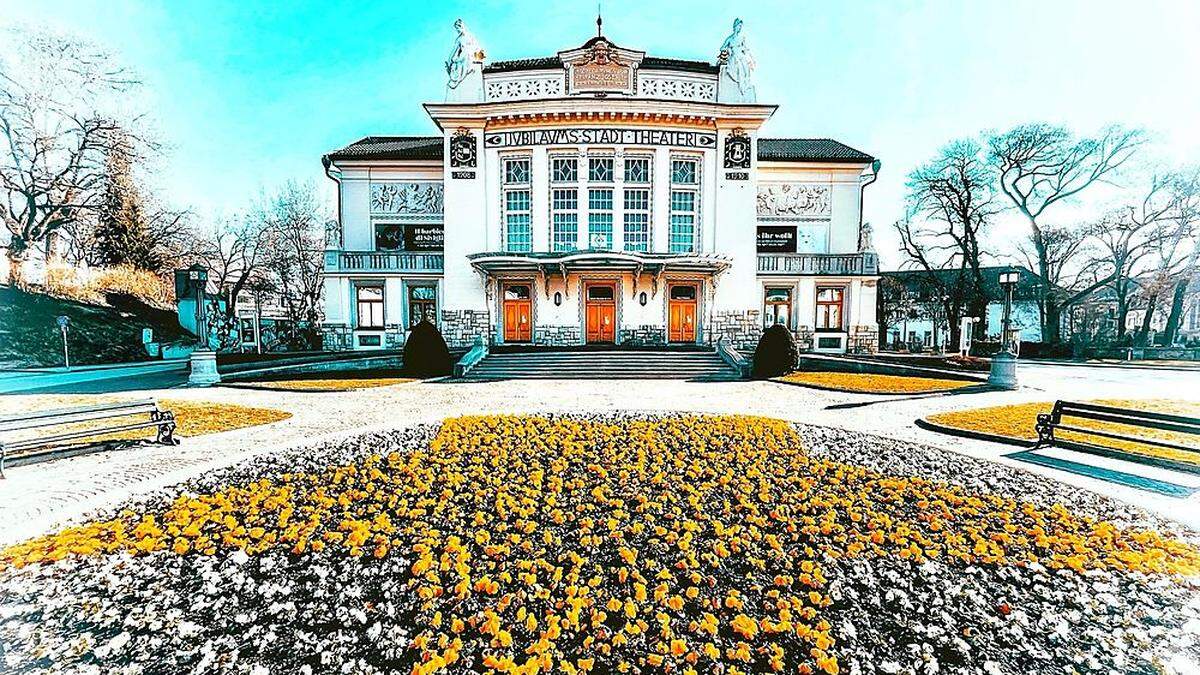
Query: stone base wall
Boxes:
[
  {"xmin": 849, "ymin": 325, "xmax": 879, "ymax": 354},
  {"xmin": 708, "ymin": 310, "xmax": 763, "ymax": 351},
  {"xmin": 791, "ymin": 326, "xmax": 815, "ymax": 353},
  {"xmin": 442, "ymin": 310, "xmax": 492, "ymax": 349},
  {"xmin": 322, "ymin": 325, "xmax": 353, "ymax": 351},
  {"xmin": 619, "ymin": 325, "xmax": 667, "ymax": 346},
  {"xmin": 534, "ymin": 325, "xmax": 583, "ymax": 346}
]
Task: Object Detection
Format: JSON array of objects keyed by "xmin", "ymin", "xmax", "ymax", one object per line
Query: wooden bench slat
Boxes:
[
  {"xmin": 0, "ymin": 399, "xmax": 158, "ymax": 426},
  {"xmin": 1060, "ymin": 409, "xmax": 1200, "ymax": 437},
  {"xmin": 3, "ymin": 419, "xmax": 171, "ymax": 453},
  {"xmin": 1054, "ymin": 423, "xmax": 1200, "ymax": 454},
  {"xmin": 1059, "ymin": 401, "xmax": 1200, "ymax": 427},
  {"xmin": 0, "ymin": 404, "xmax": 161, "ymax": 433}
]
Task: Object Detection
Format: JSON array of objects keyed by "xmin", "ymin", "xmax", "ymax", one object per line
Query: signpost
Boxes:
[{"xmin": 56, "ymin": 315, "xmax": 71, "ymax": 370}]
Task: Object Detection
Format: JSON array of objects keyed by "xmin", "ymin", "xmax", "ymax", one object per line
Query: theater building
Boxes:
[{"xmin": 320, "ymin": 18, "xmax": 880, "ymax": 354}]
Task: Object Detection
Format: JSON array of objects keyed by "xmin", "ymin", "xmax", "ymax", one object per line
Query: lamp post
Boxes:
[{"xmin": 989, "ymin": 269, "xmax": 1021, "ymax": 390}]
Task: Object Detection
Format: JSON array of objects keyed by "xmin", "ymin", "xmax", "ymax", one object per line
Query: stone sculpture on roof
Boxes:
[
  {"xmin": 717, "ymin": 18, "xmax": 756, "ymax": 103},
  {"xmin": 445, "ymin": 19, "xmax": 486, "ymax": 103}
]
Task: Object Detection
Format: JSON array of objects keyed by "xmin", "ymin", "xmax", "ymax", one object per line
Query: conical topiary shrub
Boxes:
[
  {"xmin": 403, "ymin": 320, "xmax": 452, "ymax": 378},
  {"xmin": 751, "ymin": 323, "xmax": 797, "ymax": 379}
]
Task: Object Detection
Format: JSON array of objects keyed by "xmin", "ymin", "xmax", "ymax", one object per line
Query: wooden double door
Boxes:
[
  {"xmin": 668, "ymin": 284, "xmax": 698, "ymax": 343},
  {"xmin": 502, "ymin": 283, "xmax": 532, "ymax": 343},
  {"xmin": 585, "ymin": 284, "xmax": 616, "ymax": 343}
]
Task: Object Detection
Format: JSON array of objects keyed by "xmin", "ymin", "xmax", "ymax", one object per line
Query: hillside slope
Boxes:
[{"xmin": 0, "ymin": 285, "xmax": 189, "ymax": 369}]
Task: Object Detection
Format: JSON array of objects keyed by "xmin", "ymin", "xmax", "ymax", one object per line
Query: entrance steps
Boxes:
[{"xmin": 462, "ymin": 349, "xmax": 741, "ymax": 381}]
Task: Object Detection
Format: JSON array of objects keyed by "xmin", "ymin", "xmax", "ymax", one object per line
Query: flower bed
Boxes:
[
  {"xmin": 227, "ymin": 376, "xmax": 416, "ymax": 392},
  {"xmin": 1, "ymin": 415, "xmax": 1198, "ymax": 674},
  {"xmin": 777, "ymin": 371, "xmax": 976, "ymax": 394},
  {"xmin": 926, "ymin": 399, "xmax": 1200, "ymax": 466}
]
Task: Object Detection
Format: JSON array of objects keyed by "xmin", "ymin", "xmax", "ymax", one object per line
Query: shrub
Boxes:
[
  {"xmin": 752, "ymin": 323, "xmax": 797, "ymax": 379},
  {"xmin": 403, "ymin": 320, "xmax": 452, "ymax": 378}
]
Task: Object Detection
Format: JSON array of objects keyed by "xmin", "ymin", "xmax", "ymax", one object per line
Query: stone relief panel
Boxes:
[
  {"xmin": 485, "ymin": 74, "xmax": 566, "ymax": 101},
  {"xmin": 756, "ymin": 183, "xmax": 831, "ymax": 219},
  {"xmin": 369, "ymin": 182, "xmax": 444, "ymax": 216},
  {"xmin": 638, "ymin": 75, "xmax": 717, "ymax": 101}
]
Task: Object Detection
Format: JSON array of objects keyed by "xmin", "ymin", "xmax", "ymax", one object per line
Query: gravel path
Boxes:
[
  {"xmin": 1, "ymin": 417, "xmax": 1197, "ymax": 675},
  {"xmin": 2, "ymin": 374, "xmax": 1198, "ymax": 547}
]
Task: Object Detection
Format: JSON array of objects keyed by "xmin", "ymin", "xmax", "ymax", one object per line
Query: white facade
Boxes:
[{"xmin": 321, "ymin": 26, "xmax": 879, "ymax": 354}]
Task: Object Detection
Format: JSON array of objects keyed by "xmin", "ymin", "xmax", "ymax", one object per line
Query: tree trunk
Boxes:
[
  {"xmin": 4, "ymin": 243, "xmax": 27, "ymax": 287},
  {"xmin": 1043, "ymin": 301, "xmax": 1062, "ymax": 344},
  {"xmin": 1161, "ymin": 279, "xmax": 1189, "ymax": 346},
  {"xmin": 1136, "ymin": 293, "xmax": 1158, "ymax": 347}
]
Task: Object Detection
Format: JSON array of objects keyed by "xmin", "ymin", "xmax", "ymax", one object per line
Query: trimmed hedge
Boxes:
[
  {"xmin": 403, "ymin": 320, "xmax": 452, "ymax": 378},
  {"xmin": 752, "ymin": 323, "xmax": 797, "ymax": 379}
]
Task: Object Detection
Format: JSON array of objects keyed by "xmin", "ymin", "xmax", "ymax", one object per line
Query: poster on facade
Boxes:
[
  {"xmin": 405, "ymin": 224, "xmax": 445, "ymax": 251},
  {"xmin": 757, "ymin": 225, "xmax": 797, "ymax": 253}
]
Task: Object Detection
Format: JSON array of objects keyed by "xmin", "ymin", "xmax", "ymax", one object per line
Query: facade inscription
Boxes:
[{"xmin": 485, "ymin": 128, "xmax": 717, "ymax": 149}]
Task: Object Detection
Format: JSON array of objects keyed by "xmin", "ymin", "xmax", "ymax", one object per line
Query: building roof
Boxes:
[
  {"xmin": 482, "ymin": 55, "xmax": 719, "ymax": 76},
  {"xmin": 326, "ymin": 135, "xmax": 874, "ymax": 164},
  {"xmin": 323, "ymin": 136, "xmax": 442, "ymax": 163},
  {"xmin": 757, "ymin": 138, "xmax": 874, "ymax": 163},
  {"xmin": 881, "ymin": 266, "xmax": 1052, "ymax": 302}
]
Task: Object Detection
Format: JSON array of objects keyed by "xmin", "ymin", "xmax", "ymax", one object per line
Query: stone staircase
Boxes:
[{"xmin": 461, "ymin": 349, "xmax": 742, "ymax": 381}]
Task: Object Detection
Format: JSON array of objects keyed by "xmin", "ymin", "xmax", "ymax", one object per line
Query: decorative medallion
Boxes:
[
  {"xmin": 449, "ymin": 128, "xmax": 477, "ymax": 168},
  {"xmin": 724, "ymin": 129, "xmax": 752, "ymax": 169}
]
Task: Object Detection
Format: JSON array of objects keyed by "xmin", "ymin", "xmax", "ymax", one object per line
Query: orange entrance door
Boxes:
[
  {"xmin": 585, "ymin": 284, "xmax": 616, "ymax": 343},
  {"xmin": 668, "ymin": 285, "xmax": 697, "ymax": 343},
  {"xmin": 503, "ymin": 284, "xmax": 532, "ymax": 342}
]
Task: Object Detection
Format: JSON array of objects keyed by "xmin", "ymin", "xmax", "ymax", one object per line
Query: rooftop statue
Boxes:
[
  {"xmin": 445, "ymin": 19, "xmax": 485, "ymax": 103},
  {"xmin": 717, "ymin": 18, "xmax": 757, "ymax": 103}
]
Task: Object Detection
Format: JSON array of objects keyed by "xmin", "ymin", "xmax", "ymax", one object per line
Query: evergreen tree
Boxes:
[{"xmin": 92, "ymin": 130, "xmax": 161, "ymax": 270}]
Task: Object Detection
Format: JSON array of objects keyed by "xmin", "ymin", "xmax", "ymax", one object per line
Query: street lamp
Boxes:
[{"xmin": 989, "ymin": 269, "xmax": 1021, "ymax": 390}]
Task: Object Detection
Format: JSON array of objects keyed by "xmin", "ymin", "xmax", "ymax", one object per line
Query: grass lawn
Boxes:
[
  {"xmin": 776, "ymin": 370, "xmax": 977, "ymax": 394},
  {"xmin": 927, "ymin": 399, "xmax": 1200, "ymax": 466},
  {"xmin": 0, "ymin": 395, "xmax": 291, "ymax": 446},
  {"xmin": 228, "ymin": 376, "xmax": 416, "ymax": 392}
]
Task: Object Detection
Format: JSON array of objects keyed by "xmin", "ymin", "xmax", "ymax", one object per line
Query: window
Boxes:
[
  {"xmin": 671, "ymin": 158, "xmax": 698, "ymax": 185},
  {"xmin": 505, "ymin": 284, "xmax": 531, "ymax": 300},
  {"xmin": 356, "ymin": 285, "xmax": 384, "ymax": 329},
  {"xmin": 551, "ymin": 188, "xmax": 579, "ymax": 252},
  {"xmin": 625, "ymin": 157, "xmax": 650, "ymax": 184},
  {"xmin": 669, "ymin": 157, "xmax": 699, "ymax": 253},
  {"xmin": 623, "ymin": 188, "xmax": 650, "ymax": 252},
  {"xmin": 670, "ymin": 285, "xmax": 697, "ymax": 301},
  {"xmin": 588, "ymin": 188, "xmax": 613, "ymax": 250},
  {"xmin": 502, "ymin": 157, "xmax": 532, "ymax": 252},
  {"xmin": 552, "ymin": 157, "xmax": 578, "ymax": 183},
  {"xmin": 589, "ymin": 157, "xmax": 614, "ymax": 183},
  {"xmin": 815, "ymin": 287, "xmax": 844, "ymax": 331},
  {"xmin": 408, "ymin": 285, "xmax": 437, "ymax": 327},
  {"xmin": 764, "ymin": 288, "xmax": 792, "ymax": 328},
  {"xmin": 587, "ymin": 285, "xmax": 615, "ymax": 301},
  {"xmin": 669, "ymin": 191, "xmax": 696, "ymax": 253}
]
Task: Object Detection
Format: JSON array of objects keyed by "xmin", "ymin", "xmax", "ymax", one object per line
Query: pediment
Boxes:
[{"xmin": 557, "ymin": 38, "xmax": 644, "ymax": 96}]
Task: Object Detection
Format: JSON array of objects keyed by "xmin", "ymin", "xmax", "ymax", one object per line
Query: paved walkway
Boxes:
[{"xmin": 1, "ymin": 363, "xmax": 1198, "ymax": 545}]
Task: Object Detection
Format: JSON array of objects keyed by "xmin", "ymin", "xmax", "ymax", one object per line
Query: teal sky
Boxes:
[{"xmin": 5, "ymin": 0, "xmax": 1200, "ymax": 267}]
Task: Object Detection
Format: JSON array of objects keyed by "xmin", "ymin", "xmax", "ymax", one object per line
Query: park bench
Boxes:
[
  {"xmin": 0, "ymin": 399, "xmax": 178, "ymax": 477},
  {"xmin": 1033, "ymin": 400, "xmax": 1200, "ymax": 458}
]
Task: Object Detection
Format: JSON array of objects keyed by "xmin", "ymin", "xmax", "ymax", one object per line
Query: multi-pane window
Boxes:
[
  {"xmin": 356, "ymin": 285, "xmax": 384, "ymax": 329},
  {"xmin": 551, "ymin": 188, "xmax": 579, "ymax": 252},
  {"xmin": 589, "ymin": 157, "xmax": 614, "ymax": 182},
  {"xmin": 764, "ymin": 288, "xmax": 792, "ymax": 328},
  {"xmin": 552, "ymin": 157, "xmax": 578, "ymax": 183},
  {"xmin": 503, "ymin": 157, "xmax": 532, "ymax": 252},
  {"xmin": 669, "ymin": 157, "xmax": 699, "ymax": 253},
  {"xmin": 623, "ymin": 189, "xmax": 650, "ymax": 252},
  {"xmin": 625, "ymin": 157, "xmax": 650, "ymax": 184},
  {"xmin": 816, "ymin": 287, "xmax": 845, "ymax": 331},
  {"xmin": 588, "ymin": 188, "xmax": 614, "ymax": 250},
  {"xmin": 408, "ymin": 285, "xmax": 437, "ymax": 327}
]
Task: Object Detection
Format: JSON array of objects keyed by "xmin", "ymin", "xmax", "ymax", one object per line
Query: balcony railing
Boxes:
[
  {"xmin": 325, "ymin": 251, "xmax": 444, "ymax": 273},
  {"xmin": 757, "ymin": 252, "xmax": 879, "ymax": 276}
]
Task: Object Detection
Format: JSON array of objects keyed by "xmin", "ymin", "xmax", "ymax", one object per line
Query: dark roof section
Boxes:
[
  {"xmin": 482, "ymin": 55, "xmax": 719, "ymax": 75},
  {"xmin": 324, "ymin": 136, "xmax": 442, "ymax": 163},
  {"xmin": 758, "ymin": 138, "xmax": 874, "ymax": 163},
  {"xmin": 881, "ymin": 266, "xmax": 1054, "ymax": 302}
]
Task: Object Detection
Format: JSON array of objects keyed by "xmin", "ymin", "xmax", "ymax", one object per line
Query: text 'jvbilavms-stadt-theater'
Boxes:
[{"xmin": 320, "ymin": 18, "xmax": 881, "ymax": 355}]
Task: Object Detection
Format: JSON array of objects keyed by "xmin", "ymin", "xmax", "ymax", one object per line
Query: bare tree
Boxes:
[
  {"xmin": 0, "ymin": 29, "xmax": 146, "ymax": 284},
  {"xmin": 254, "ymin": 181, "xmax": 326, "ymax": 349},
  {"xmin": 1158, "ymin": 169, "xmax": 1200, "ymax": 345},
  {"xmin": 894, "ymin": 139, "xmax": 998, "ymax": 346},
  {"xmin": 186, "ymin": 215, "xmax": 272, "ymax": 325},
  {"xmin": 988, "ymin": 123, "xmax": 1144, "ymax": 342}
]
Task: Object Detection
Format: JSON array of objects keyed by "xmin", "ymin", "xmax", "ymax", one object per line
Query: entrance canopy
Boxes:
[{"xmin": 469, "ymin": 250, "xmax": 731, "ymax": 298}]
